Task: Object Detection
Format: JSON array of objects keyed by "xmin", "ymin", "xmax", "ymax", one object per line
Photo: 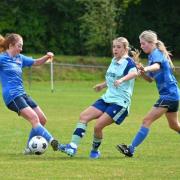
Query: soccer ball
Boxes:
[{"xmin": 28, "ymin": 136, "xmax": 48, "ymax": 155}]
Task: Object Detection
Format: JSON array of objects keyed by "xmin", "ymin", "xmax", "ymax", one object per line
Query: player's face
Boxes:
[
  {"xmin": 113, "ymin": 41, "xmax": 127, "ymax": 59},
  {"xmin": 10, "ymin": 38, "xmax": 23, "ymax": 55},
  {"xmin": 140, "ymin": 38, "xmax": 155, "ymax": 54}
]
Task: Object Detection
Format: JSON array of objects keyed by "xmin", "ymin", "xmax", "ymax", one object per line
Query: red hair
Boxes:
[{"xmin": 0, "ymin": 33, "xmax": 22, "ymax": 52}]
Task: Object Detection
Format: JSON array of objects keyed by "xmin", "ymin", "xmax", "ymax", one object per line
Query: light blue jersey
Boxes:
[
  {"xmin": 101, "ymin": 56, "xmax": 137, "ymax": 111},
  {"xmin": 147, "ymin": 48, "xmax": 180, "ymax": 101},
  {"xmin": 0, "ymin": 52, "xmax": 35, "ymax": 105}
]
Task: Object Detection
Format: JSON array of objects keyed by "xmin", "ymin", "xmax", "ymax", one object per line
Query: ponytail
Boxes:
[
  {"xmin": 0, "ymin": 35, "xmax": 5, "ymax": 52},
  {"xmin": 156, "ymin": 40, "xmax": 175, "ymax": 70},
  {"xmin": 129, "ymin": 48, "xmax": 141, "ymax": 64}
]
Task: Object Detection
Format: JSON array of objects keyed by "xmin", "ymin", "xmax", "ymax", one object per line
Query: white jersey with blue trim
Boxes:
[
  {"xmin": 147, "ymin": 48, "xmax": 180, "ymax": 101},
  {"xmin": 101, "ymin": 56, "xmax": 137, "ymax": 110},
  {"xmin": 0, "ymin": 52, "xmax": 35, "ymax": 105}
]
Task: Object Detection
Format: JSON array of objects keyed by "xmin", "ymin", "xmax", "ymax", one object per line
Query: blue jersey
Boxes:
[
  {"xmin": 147, "ymin": 48, "xmax": 180, "ymax": 101},
  {"xmin": 102, "ymin": 56, "xmax": 137, "ymax": 111},
  {"xmin": 0, "ymin": 52, "xmax": 35, "ymax": 105}
]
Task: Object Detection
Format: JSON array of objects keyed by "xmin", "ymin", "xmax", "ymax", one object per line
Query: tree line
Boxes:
[{"xmin": 0, "ymin": 0, "xmax": 179, "ymax": 56}]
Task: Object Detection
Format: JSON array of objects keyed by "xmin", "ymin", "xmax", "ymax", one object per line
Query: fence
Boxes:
[{"xmin": 26, "ymin": 62, "xmax": 180, "ymax": 92}]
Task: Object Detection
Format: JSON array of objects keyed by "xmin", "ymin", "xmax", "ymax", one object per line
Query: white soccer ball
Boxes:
[{"xmin": 28, "ymin": 136, "xmax": 48, "ymax": 155}]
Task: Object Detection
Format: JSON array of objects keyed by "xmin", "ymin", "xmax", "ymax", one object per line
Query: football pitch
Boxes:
[{"xmin": 0, "ymin": 80, "xmax": 179, "ymax": 180}]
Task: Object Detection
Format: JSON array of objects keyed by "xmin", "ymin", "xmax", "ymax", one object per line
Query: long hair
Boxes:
[
  {"xmin": 0, "ymin": 35, "xmax": 5, "ymax": 52},
  {"xmin": 0, "ymin": 33, "xmax": 22, "ymax": 52},
  {"xmin": 139, "ymin": 30, "xmax": 174, "ymax": 70},
  {"xmin": 113, "ymin": 37, "xmax": 140, "ymax": 63}
]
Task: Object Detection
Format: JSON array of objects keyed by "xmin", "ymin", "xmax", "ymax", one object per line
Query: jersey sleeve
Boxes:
[
  {"xmin": 150, "ymin": 50, "xmax": 164, "ymax": 65},
  {"xmin": 123, "ymin": 58, "xmax": 137, "ymax": 76},
  {"xmin": 21, "ymin": 54, "xmax": 35, "ymax": 68},
  {"xmin": 128, "ymin": 67, "xmax": 138, "ymax": 73}
]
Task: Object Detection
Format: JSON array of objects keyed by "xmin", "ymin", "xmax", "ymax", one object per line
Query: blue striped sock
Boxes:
[{"xmin": 92, "ymin": 136, "xmax": 102, "ymax": 151}]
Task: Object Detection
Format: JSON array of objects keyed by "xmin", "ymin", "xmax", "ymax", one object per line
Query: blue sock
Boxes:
[
  {"xmin": 33, "ymin": 124, "xmax": 53, "ymax": 143},
  {"xmin": 27, "ymin": 128, "xmax": 36, "ymax": 146},
  {"xmin": 129, "ymin": 126, "xmax": 149, "ymax": 154}
]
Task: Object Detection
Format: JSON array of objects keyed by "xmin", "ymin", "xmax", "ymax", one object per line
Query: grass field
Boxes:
[{"xmin": 0, "ymin": 80, "xmax": 180, "ymax": 180}]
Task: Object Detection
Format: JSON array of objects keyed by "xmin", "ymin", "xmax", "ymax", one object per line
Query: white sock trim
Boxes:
[{"xmin": 70, "ymin": 142, "xmax": 77, "ymax": 149}]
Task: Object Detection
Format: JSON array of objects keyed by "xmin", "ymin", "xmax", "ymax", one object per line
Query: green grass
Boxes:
[
  {"xmin": 0, "ymin": 80, "xmax": 180, "ymax": 179},
  {"xmin": 26, "ymin": 54, "xmax": 180, "ymax": 66},
  {"xmin": 23, "ymin": 54, "xmax": 180, "ymax": 81},
  {"xmin": 23, "ymin": 54, "xmax": 180, "ymax": 82}
]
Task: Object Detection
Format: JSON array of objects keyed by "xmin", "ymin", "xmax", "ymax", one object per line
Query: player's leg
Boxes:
[
  {"xmin": 71, "ymin": 106, "xmax": 104, "ymax": 145},
  {"xmin": 24, "ymin": 95, "xmax": 47, "ymax": 146},
  {"xmin": 117, "ymin": 107, "xmax": 167, "ymax": 157},
  {"xmin": 90, "ymin": 104, "xmax": 128, "ymax": 158},
  {"xmin": 26, "ymin": 106, "xmax": 47, "ymax": 144},
  {"xmin": 60, "ymin": 106, "xmax": 104, "ymax": 156},
  {"xmin": 25, "ymin": 106, "xmax": 47, "ymax": 147},
  {"xmin": 165, "ymin": 100, "xmax": 180, "ymax": 132},
  {"xmin": 60, "ymin": 99, "xmax": 106, "ymax": 156},
  {"xmin": 166, "ymin": 112, "xmax": 180, "ymax": 132},
  {"xmin": 20, "ymin": 107, "xmax": 59, "ymax": 151},
  {"xmin": 33, "ymin": 106, "xmax": 47, "ymax": 126},
  {"xmin": 90, "ymin": 113, "xmax": 113, "ymax": 158}
]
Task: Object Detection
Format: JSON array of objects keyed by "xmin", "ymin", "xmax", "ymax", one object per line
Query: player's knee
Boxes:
[
  {"xmin": 79, "ymin": 112, "xmax": 90, "ymax": 123},
  {"xmin": 39, "ymin": 115, "xmax": 47, "ymax": 126},
  {"xmin": 29, "ymin": 114, "xmax": 40, "ymax": 126}
]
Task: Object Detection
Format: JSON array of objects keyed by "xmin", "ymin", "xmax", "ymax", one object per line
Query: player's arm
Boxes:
[
  {"xmin": 33, "ymin": 52, "xmax": 54, "ymax": 66},
  {"xmin": 139, "ymin": 63, "xmax": 160, "ymax": 83},
  {"xmin": 144, "ymin": 63, "xmax": 160, "ymax": 72},
  {"xmin": 93, "ymin": 81, "xmax": 107, "ymax": 92},
  {"xmin": 114, "ymin": 71, "xmax": 138, "ymax": 87}
]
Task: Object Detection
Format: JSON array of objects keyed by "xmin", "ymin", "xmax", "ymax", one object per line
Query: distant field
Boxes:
[
  {"xmin": 0, "ymin": 80, "xmax": 180, "ymax": 179},
  {"xmin": 24, "ymin": 54, "xmax": 180, "ymax": 82},
  {"xmin": 26, "ymin": 54, "xmax": 180, "ymax": 66}
]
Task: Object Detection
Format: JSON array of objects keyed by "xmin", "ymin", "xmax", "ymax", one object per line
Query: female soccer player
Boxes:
[
  {"xmin": 117, "ymin": 30, "xmax": 180, "ymax": 157},
  {"xmin": 59, "ymin": 37, "xmax": 139, "ymax": 158},
  {"xmin": 0, "ymin": 33, "xmax": 60, "ymax": 154}
]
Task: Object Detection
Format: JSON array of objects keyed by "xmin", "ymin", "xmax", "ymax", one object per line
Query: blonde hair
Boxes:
[
  {"xmin": 0, "ymin": 33, "xmax": 22, "ymax": 53},
  {"xmin": 139, "ymin": 30, "xmax": 174, "ymax": 70},
  {"xmin": 113, "ymin": 37, "xmax": 140, "ymax": 63}
]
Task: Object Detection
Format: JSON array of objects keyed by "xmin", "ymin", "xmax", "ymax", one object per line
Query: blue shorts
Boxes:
[
  {"xmin": 7, "ymin": 94, "xmax": 37, "ymax": 115},
  {"xmin": 154, "ymin": 99, "xmax": 179, "ymax": 112},
  {"xmin": 92, "ymin": 99, "xmax": 128, "ymax": 125}
]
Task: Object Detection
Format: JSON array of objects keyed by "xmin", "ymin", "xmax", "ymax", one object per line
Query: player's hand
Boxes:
[
  {"xmin": 137, "ymin": 63, "xmax": 146, "ymax": 74},
  {"xmin": 46, "ymin": 52, "xmax": 54, "ymax": 62},
  {"xmin": 93, "ymin": 84, "xmax": 104, "ymax": 92},
  {"xmin": 136, "ymin": 63, "xmax": 144, "ymax": 70},
  {"xmin": 114, "ymin": 79, "xmax": 123, "ymax": 87}
]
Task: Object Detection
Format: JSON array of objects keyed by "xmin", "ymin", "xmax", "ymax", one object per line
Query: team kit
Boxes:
[{"xmin": 0, "ymin": 30, "xmax": 179, "ymax": 158}]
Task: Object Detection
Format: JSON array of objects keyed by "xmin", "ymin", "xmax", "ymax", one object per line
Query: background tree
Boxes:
[{"xmin": 0, "ymin": 0, "xmax": 179, "ymax": 56}]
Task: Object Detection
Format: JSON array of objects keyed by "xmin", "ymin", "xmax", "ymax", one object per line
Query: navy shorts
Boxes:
[
  {"xmin": 154, "ymin": 99, "xmax": 179, "ymax": 112},
  {"xmin": 92, "ymin": 99, "xmax": 128, "ymax": 125},
  {"xmin": 7, "ymin": 94, "xmax": 37, "ymax": 115}
]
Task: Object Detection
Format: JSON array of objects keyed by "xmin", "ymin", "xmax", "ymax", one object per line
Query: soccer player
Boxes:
[
  {"xmin": 0, "ymin": 33, "xmax": 60, "ymax": 154},
  {"xmin": 59, "ymin": 37, "xmax": 139, "ymax": 158},
  {"xmin": 117, "ymin": 30, "xmax": 180, "ymax": 157}
]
